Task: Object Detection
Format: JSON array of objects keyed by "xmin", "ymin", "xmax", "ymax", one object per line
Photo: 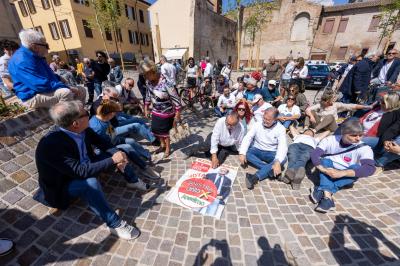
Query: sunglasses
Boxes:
[
  {"xmin": 237, "ymin": 108, "xmax": 245, "ymax": 111},
  {"xmin": 97, "ymin": 55, "xmax": 104, "ymax": 58},
  {"xmin": 78, "ymin": 110, "xmax": 90, "ymax": 119},
  {"xmin": 387, "ymin": 53, "xmax": 397, "ymax": 55},
  {"xmin": 34, "ymin": 43, "xmax": 49, "ymax": 49},
  {"xmin": 110, "ymin": 96, "xmax": 119, "ymax": 102},
  {"xmin": 287, "ymin": 98, "xmax": 295, "ymax": 101}
]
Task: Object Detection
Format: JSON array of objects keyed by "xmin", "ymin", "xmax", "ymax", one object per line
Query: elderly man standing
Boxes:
[
  {"xmin": 36, "ymin": 101, "xmax": 144, "ymax": 240},
  {"xmin": 265, "ymin": 56, "xmax": 282, "ymax": 82},
  {"xmin": 108, "ymin": 58, "xmax": 123, "ymax": 84},
  {"xmin": 240, "ymin": 108, "xmax": 288, "ymax": 190},
  {"xmin": 209, "ymin": 111, "xmax": 245, "ymax": 168},
  {"xmin": 160, "ymin": 55, "xmax": 176, "ymax": 86},
  {"xmin": 8, "ymin": 29, "xmax": 85, "ymax": 109}
]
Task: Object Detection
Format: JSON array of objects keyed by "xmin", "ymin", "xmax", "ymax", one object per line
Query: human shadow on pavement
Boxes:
[
  {"xmin": 193, "ymin": 239, "xmax": 232, "ymax": 266},
  {"xmin": 0, "ymin": 208, "xmax": 119, "ymax": 265},
  {"xmin": 329, "ymin": 214, "xmax": 400, "ymax": 265},
  {"xmin": 257, "ymin": 236, "xmax": 297, "ymax": 266}
]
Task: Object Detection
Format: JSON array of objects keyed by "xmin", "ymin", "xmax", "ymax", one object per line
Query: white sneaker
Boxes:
[
  {"xmin": 110, "ymin": 220, "xmax": 140, "ymax": 240},
  {"xmin": 142, "ymin": 167, "xmax": 161, "ymax": 180},
  {"xmin": 151, "ymin": 152, "xmax": 164, "ymax": 165},
  {"xmin": 127, "ymin": 179, "xmax": 150, "ymax": 191}
]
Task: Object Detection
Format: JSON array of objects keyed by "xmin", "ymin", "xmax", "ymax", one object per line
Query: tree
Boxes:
[
  {"xmin": 225, "ymin": 0, "xmax": 244, "ymax": 71},
  {"xmin": 242, "ymin": 0, "xmax": 275, "ymax": 69},
  {"xmin": 89, "ymin": 0, "xmax": 131, "ymax": 70},
  {"xmin": 378, "ymin": 0, "xmax": 400, "ymax": 53}
]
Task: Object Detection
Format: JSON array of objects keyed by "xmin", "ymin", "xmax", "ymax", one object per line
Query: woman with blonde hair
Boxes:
[
  {"xmin": 140, "ymin": 59, "xmax": 182, "ymax": 158},
  {"xmin": 89, "ymin": 99, "xmax": 159, "ymax": 188}
]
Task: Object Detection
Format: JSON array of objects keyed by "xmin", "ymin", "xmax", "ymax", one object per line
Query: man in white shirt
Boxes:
[
  {"xmin": 215, "ymin": 86, "xmax": 236, "ymax": 117},
  {"xmin": 252, "ymin": 94, "xmax": 272, "ymax": 123},
  {"xmin": 239, "ymin": 108, "xmax": 288, "ymax": 189},
  {"xmin": 209, "ymin": 112, "xmax": 245, "ymax": 168},
  {"xmin": 203, "ymin": 57, "xmax": 213, "ymax": 79},
  {"xmin": 372, "ymin": 49, "xmax": 400, "ymax": 85},
  {"xmin": 160, "ymin": 55, "xmax": 176, "ymax": 86},
  {"xmin": 220, "ymin": 62, "xmax": 232, "ymax": 81}
]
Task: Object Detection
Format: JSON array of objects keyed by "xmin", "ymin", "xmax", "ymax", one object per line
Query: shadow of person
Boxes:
[
  {"xmin": 304, "ymin": 161, "xmax": 320, "ymax": 186},
  {"xmin": 193, "ymin": 239, "xmax": 232, "ymax": 266},
  {"xmin": 330, "ymin": 214, "xmax": 400, "ymax": 265},
  {"xmin": 257, "ymin": 236, "xmax": 297, "ymax": 266},
  {"xmin": 0, "ymin": 207, "xmax": 119, "ymax": 265}
]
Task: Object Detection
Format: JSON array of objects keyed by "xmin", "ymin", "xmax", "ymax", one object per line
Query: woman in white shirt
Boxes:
[
  {"xmin": 186, "ymin": 57, "xmax": 200, "ymax": 98},
  {"xmin": 277, "ymin": 95, "xmax": 301, "ymax": 128},
  {"xmin": 291, "ymin": 57, "xmax": 308, "ymax": 92}
]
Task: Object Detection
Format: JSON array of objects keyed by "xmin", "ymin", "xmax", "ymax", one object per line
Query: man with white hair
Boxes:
[
  {"xmin": 8, "ymin": 29, "xmax": 86, "ymax": 109},
  {"xmin": 339, "ymin": 51, "xmax": 380, "ymax": 103},
  {"xmin": 159, "ymin": 55, "xmax": 176, "ymax": 86},
  {"xmin": 203, "ymin": 57, "xmax": 213, "ymax": 79},
  {"xmin": 108, "ymin": 58, "xmax": 123, "ymax": 84},
  {"xmin": 371, "ymin": 49, "xmax": 400, "ymax": 85}
]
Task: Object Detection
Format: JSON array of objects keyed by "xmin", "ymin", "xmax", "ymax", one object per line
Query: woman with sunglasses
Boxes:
[
  {"xmin": 310, "ymin": 119, "xmax": 376, "ymax": 213},
  {"xmin": 233, "ymin": 99, "xmax": 253, "ymax": 133},
  {"xmin": 285, "ymin": 84, "xmax": 308, "ymax": 115},
  {"xmin": 141, "ymin": 60, "xmax": 182, "ymax": 158},
  {"xmin": 277, "ymin": 95, "xmax": 301, "ymax": 128}
]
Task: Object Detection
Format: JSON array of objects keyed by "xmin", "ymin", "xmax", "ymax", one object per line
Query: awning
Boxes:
[{"xmin": 164, "ymin": 48, "xmax": 187, "ymax": 60}]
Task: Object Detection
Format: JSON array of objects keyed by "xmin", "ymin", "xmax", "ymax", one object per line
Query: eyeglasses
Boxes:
[
  {"xmin": 33, "ymin": 43, "xmax": 49, "ymax": 49},
  {"xmin": 225, "ymin": 121, "xmax": 237, "ymax": 129},
  {"xmin": 387, "ymin": 53, "xmax": 398, "ymax": 55},
  {"xmin": 237, "ymin": 108, "xmax": 245, "ymax": 111},
  {"xmin": 287, "ymin": 98, "xmax": 295, "ymax": 101},
  {"xmin": 127, "ymin": 83, "xmax": 134, "ymax": 87},
  {"xmin": 78, "ymin": 110, "xmax": 90, "ymax": 119},
  {"xmin": 110, "ymin": 96, "xmax": 119, "ymax": 102},
  {"xmin": 97, "ymin": 55, "xmax": 104, "ymax": 58}
]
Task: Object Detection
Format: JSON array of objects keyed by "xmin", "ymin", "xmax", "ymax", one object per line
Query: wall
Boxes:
[
  {"xmin": 193, "ymin": 0, "xmax": 237, "ymax": 65},
  {"xmin": 0, "ymin": 2, "xmax": 22, "ymax": 42},
  {"xmin": 238, "ymin": 0, "xmax": 322, "ymax": 66},
  {"xmin": 312, "ymin": 5, "xmax": 400, "ymax": 61},
  {"xmin": 149, "ymin": 0, "xmax": 193, "ymax": 62}
]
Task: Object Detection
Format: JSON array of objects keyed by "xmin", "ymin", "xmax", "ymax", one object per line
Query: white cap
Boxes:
[
  {"xmin": 245, "ymin": 77, "xmax": 257, "ymax": 86},
  {"xmin": 252, "ymin": 94, "xmax": 263, "ymax": 104},
  {"xmin": 268, "ymin": 80, "xmax": 277, "ymax": 86}
]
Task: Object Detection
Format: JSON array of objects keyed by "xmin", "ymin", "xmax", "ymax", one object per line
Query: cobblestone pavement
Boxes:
[{"xmin": 1, "ymin": 86, "xmax": 400, "ymax": 266}]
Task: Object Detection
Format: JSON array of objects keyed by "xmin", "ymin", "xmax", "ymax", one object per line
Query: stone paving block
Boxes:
[
  {"xmin": 0, "ymin": 149, "xmax": 15, "ymax": 162},
  {"xmin": 0, "ymin": 161, "xmax": 20, "ymax": 174},
  {"xmin": 10, "ymin": 169, "xmax": 30, "ymax": 183},
  {"xmin": 0, "ymin": 178, "xmax": 17, "ymax": 193},
  {"xmin": 17, "ymin": 245, "xmax": 42, "ymax": 265},
  {"xmin": 2, "ymin": 188, "xmax": 25, "ymax": 204}
]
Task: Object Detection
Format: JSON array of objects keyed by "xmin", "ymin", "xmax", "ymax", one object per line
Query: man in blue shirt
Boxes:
[{"xmin": 8, "ymin": 29, "xmax": 86, "ymax": 109}]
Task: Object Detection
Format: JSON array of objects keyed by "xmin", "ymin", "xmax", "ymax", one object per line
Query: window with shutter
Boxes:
[
  {"xmin": 26, "ymin": 0, "xmax": 36, "ymax": 14},
  {"xmin": 134, "ymin": 31, "xmax": 139, "ymax": 44},
  {"xmin": 105, "ymin": 30, "xmax": 112, "ymax": 41},
  {"xmin": 42, "ymin": 0, "xmax": 50, "ymax": 9},
  {"xmin": 53, "ymin": 0, "xmax": 61, "ymax": 6},
  {"xmin": 139, "ymin": 9, "xmax": 144, "ymax": 23},
  {"xmin": 337, "ymin": 18, "xmax": 348, "ymax": 33},
  {"xmin": 82, "ymin": 20, "xmax": 93, "ymax": 38},
  {"xmin": 117, "ymin": 29, "xmax": 123, "ymax": 42},
  {"xmin": 368, "ymin": 16, "xmax": 380, "ymax": 32},
  {"xmin": 145, "ymin": 34, "xmax": 149, "ymax": 46},
  {"xmin": 128, "ymin": 30, "xmax": 133, "ymax": 43},
  {"xmin": 322, "ymin": 19, "xmax": 335, "ymax": 34},
  {"xmin": 132, "ymin": 7, "xmax": 136, "ymax": 20},
  {"xmin": 48, "ymin": 22, "xmax": 60, "ymax": 40},
  {"xmin": 34, "ymin": 26, "xmax": 44, "ymax": 35},
  {"xmin": 59, "ymin": 20, "xmax": 72, "ymax": 38},
  {"xmin": 337, "ymin": 46, "xmax": 348, "ymax": 60},
  {"xmin": 18, "ymin": 1, "xmax": 28, "ymax": 17}
]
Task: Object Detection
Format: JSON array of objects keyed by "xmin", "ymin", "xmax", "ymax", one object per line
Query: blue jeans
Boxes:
[
  {"xmin": 287, "ymin": 143, "xmax": 313, "ymax": 169},
  {"xmin": 86, "ymin": 82, "xmax": 95, "ymax": 103},
  {"xmin": 362, "ymin": 137, "xmax": 379, "ymax": 149},
  {"xmin": 113, "ymin": 137, "xmax": 150, "ymax": 169},
  {"xmin": 116, "ymin": 113, "xmax": 155, "ymax": 142},
  {"xmin": 67, "ymin": 177, "xmax": 121, "ymax": 228},
  {"xmin": 246, "ymin": 147, "xmax": 282, "ymax": 180},
  {"xmin": 376, "ymin": 136, "xmax": 400, "ymax": 167},
  {"xmin": 214, "ymin": 107, "xmax": 232, "ymax": 117},
  {"xmin": 278, "ymin": 114, "xmax": 295, "ymax": 128},
  {"xmin": 94, "ymin": 81, "xmax": 103, "ymax": 97},
  {"xmin": 318, "ymin": 159, "xmax": 359, "ymax": 194}
]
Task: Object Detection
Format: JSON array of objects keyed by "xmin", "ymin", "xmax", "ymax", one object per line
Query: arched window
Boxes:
[{"xmin": 290, "ymin": 12, "xmax": 310, "ymax": 41}]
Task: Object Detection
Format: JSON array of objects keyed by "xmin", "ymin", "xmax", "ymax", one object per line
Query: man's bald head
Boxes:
[
  {"xmin": 263, "ymin": 107, "xmax": 278, "ymax": 127},
  {"xmin": 226, "ymin": 111, "xmax": 239, "ymax": 125}
]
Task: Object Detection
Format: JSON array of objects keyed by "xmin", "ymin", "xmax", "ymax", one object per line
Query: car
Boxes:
[
  {"xmin": 328, "ymin": 62, "xmax": 347, "ymax": 71},
  {"xmin": 304, "ymin": 63, "xmax": 331, "ymax": 89}
]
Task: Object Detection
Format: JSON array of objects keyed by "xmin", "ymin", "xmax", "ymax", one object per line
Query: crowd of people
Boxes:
[{"xmin": 0, "ymin": 27, "xmax": 399, "ymax": 249}]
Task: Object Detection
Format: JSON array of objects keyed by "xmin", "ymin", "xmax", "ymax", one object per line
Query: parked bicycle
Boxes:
[{"xmin": 179, "ymin": 85, "xmax": 215, "ymax": 111}]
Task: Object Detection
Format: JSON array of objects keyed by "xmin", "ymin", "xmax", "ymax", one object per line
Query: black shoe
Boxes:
[
  {"xmin": 245, "ymin": 173, "xmax": 257, "ymax": 190},
  {"xmin": 152, "ymin": 139, "xmax": 161, "ymax": 146}
]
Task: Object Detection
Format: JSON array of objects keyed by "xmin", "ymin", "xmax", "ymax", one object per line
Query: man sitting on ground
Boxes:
[
  {"xmin": 251, "ymin": 94, "xmax": 272, "ymax": 123},
  {"xmin": 310, "ymin": 120, "xmax": 376, "ymax": 213},
  {"xmin": 8, "ymin": 29, "xmax": 86, "ymax": 108},
  {"xmin": 209, "ymin": 111, "xmax": 245, "ymax": 168},
  {"xmin": 239, "ymin": 108, "xmax": 288, "ymax": 190},
  {"xmin": 116, "ymin": 78, "xmax": 143, "ymax": 115},
  {"xmin": 215, "ymin": 85, "xmax": 235, "ymax": 117},
  {"xmin": 36, "ymin": 101, "xmax": 145, "ymax": 240}
]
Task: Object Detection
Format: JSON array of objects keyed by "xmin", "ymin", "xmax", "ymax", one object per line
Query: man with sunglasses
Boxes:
[
  {"xmin": 310, "ymin": 120, "xmax": 375, "ymax": 213},
  {"xmin": 209, "ymin": 111, "xmax": 245, "ymax": 168},
  {"xmin": 371, "ymin": 49, "xmax": 400, "ymax": 86},
  {"xmin": 8, "ymin": 29, "xmax": 86, "ymax": 109},
  {"xmin": 91, "ymin": 51, "xmax": 110, "ymax": 97}
]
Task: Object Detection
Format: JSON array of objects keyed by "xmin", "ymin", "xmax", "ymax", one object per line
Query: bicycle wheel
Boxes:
[
  {"xmin": 179, "ymin": 88, "xmax": 192, "ymax": 107},
  {"xmin": 199, "ymin": 96, "xmax": 213, "ymax": 109},
  {"xmin": 313, "ymin": 87, "xmax": 325, "ymax": 104}
]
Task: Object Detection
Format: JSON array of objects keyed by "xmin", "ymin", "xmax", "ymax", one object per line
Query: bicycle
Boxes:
[
  {"xmin": 179, "ymin": 85, "xmax": 215, "ymax": 112},
  {"xmin": 313, "ymin": 78, "xmax": 334, "ymax": 104}
]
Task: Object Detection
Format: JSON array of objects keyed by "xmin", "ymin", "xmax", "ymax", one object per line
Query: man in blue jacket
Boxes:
[
  {"xmin": 371, "ymin": 49, "xmax": 400, "ymax": 85},
  {"xmin": 8, "ymin": 29, "xmax": 85, "ymax": 109},
  {"xmin": 339, "ymin": 52, "xmax": 380, "ymax": 103},
  {"xmin": 36, "ymin": 100, "xmax": 144, "ymax": 240}
]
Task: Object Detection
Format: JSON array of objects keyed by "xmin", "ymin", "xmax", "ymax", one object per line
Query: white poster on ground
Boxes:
[{"xmin": 165, "ymin": 158, "xmax": 238, "ymax": 219}]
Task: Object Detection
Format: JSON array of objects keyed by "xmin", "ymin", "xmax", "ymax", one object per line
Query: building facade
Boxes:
[
  {"xmin": 0, "ymin": 1, "xmax": 22, "ymax": 43},
  {"xmin": 11, "ymin": 0, "xmax": 153, "ymax": 63},
  {"xmin": 149, "ymin": 0, "xmax": 237, "ymax": 66},
  {"xmin": 311, "ymin": 0, "xmax": 400, "ymax": 61}
]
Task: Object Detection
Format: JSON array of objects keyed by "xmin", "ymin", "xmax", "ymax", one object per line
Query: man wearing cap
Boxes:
[
  {"xmin": 252, "ymin": 94, "xmax": 272, "ymax": 123},
  {"xmin": 239, "ymin": 107, "xmax": 287, "ymax": 190},
  {"xmin": 310, "ymin": 120, "xmax": 375, "ymax": 213},
  {"xmin": 243, "ymin": 77, "xmax": 264, "ymax": 103},
  {"xmin": 208, "ymin": 111, "xmax": 245, "ymax": 168},
  {"xmin": 262, "ymin": 80, "xmax": 283, "ymax": 107}
]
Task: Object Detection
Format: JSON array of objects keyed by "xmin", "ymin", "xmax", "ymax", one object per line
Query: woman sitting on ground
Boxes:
[
  {"xmin": 285, "ymin": 84, "xmax": 309, "ymax": 115},
  {"xmin": 310, "ymin": 119, "xmax": 376, "ymax": 213},
  {"xmin": 232, "ymin": 81, "xmax": 245, "ymax": 103},
  {"xmin": 233, "ymin": 99, "xmax": 253, "ymax": 133},
  {"xmin": 277, "ymin": 95, "xmax": 301, "ymax": 128},
  {"xmin": 305, "ymin": 92, "xmax": 374, "ymax": 133},
  {"xmin": 89, "ymin": 99, "xmax": 160, "ymax": 185}
]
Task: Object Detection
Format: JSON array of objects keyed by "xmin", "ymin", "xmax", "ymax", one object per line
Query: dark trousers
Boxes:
[
  {"xmin": 206, "ymin": 145, "xmax": 238, "ymax": 164},
  {"xmin": 86, "ymin": 81, "xmax": 95, "ymax": 103},
  {"xmin": 287, "ymin": 143, "xmax": 313, "ymax": 169}
]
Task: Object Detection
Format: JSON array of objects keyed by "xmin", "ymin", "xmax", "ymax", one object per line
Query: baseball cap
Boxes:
[
  {"xmin": 245, "ymin": 77, "xmax": 257, "ymax": 86},
  {"xmin": 268, "ymin": 80, "xmax": 277, "ymax": 86},
  {"xmin": 252, "ymin": 94, "xmax": 263, "ymax": 104}
]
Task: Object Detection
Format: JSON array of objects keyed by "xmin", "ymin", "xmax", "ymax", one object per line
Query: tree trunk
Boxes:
[
  {"xmin": 383, "ymin": 12, "xmax": 400, "ymax": 54},
  {"xmin": 255, "ymin": 30, "xmax": 262, "ymax": 71},
  {"xmin": 236, "ymin": 5, "xmax": 241, "ymax": 71},
  {"xmin": 91, "ymin": 0, "xmax": 109, "ymax": 57}
]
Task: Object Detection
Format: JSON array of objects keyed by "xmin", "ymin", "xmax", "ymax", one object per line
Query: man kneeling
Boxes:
[
  {"xmin": 240, "ymin": 108, "xmax": 288, "ymax": 189},
  {"xmin": 310, "ymin": 120, "xmax": 376, "ymax": 213},
  {"xmin": 35, "ymin": 101, "xmax": 144, "ymax": 240}
]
